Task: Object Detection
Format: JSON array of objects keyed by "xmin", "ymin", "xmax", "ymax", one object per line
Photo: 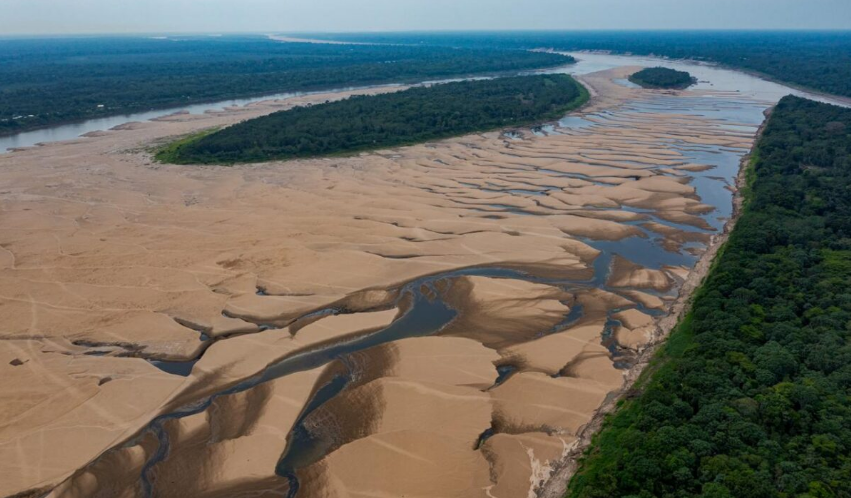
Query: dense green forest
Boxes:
[
  {"xmin": 629, "ymin": 67, "xmax": 696, "ymax": 89},
  {"xmin": 565, "ymin": 95, "xmax": 851, "ymax": 498},
  {"xmin": 305, "ymin": 31, "xmax": 851, "ymax": 99},
  {"xmin": 158, "ymin": 74, "xmax": 587, "ymax": 164},
  {"xmin": 0, "ymin": 36, "xmax": 572, "ymax": 136}
]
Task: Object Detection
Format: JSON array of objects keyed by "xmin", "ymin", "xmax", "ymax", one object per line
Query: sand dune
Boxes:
[{"xmin": 0, "ymin": 66, "xmax": 762, "ymax": 497}]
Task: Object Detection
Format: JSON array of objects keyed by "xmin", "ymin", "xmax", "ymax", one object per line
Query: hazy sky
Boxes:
[{"xmin": 2, "ymin": 0, "xmax": 850, "ymax": 35}]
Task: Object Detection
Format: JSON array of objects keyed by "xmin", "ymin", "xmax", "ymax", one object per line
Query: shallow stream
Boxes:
[{"xmin": 52, "ymin": 52, "xmax": 851, "ymax": 497}]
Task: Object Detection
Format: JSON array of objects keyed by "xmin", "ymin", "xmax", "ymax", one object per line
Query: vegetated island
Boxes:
[
  {"xmin": 307, "ymin": 31, "xmax": 851, "ymax": 100},
  {"xmin": 628, "ymin": 67, "xmax": 697, "ymax": 89},
  {"xmin": 566, "ymin": 95, "xmax": 851, "ymax": 497},
  {"xmin": 0, "ymin": 36, "xmax": 574, "ymax": 137},
  {"xmin": 157, "ymin": 74, "xmax": 588, "ymax": 164}
]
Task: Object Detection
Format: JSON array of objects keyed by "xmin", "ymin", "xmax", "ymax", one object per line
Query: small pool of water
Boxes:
[
  {"xmin": 614, "ymin": 78, "xmax": 641, "ymax": 89},
  {"xmin": 77, "ymin": 49, "xmax": 851, "ymax": 498}
]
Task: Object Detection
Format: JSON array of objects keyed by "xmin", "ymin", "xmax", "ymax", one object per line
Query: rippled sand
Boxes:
[{"xmin": 0, "ymin": 67, "xmax": 764, "ymax": 497}]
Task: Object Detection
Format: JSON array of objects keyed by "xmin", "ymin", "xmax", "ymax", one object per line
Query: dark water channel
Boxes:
[{"xmin": 123, "ymin": 59, "xmax": 785, "ymax": 497}]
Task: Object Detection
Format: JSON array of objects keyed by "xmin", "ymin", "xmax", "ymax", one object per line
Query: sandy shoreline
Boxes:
[
  {"xmin": 535, "ymin": 105, "xmax": 772, "ymax": 498},
  {"xmin": 0, "ymin": 65, "xmax": 767, "ymax": 497}
]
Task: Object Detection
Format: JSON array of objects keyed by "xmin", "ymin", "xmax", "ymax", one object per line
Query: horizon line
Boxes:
[{"xmin": 3, "ymin": 28, "xmax": 851, "ymax": 38}]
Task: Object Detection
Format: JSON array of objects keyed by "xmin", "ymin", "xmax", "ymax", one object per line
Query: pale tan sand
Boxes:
[
  {"xmin": 145, "ymin": 366, "xmax": 331, "ymax": 498},
  {"xmin": 52, "ymin": 364, "xmax": 333, "ymax": 498},
  {"xmin": 301, "ymin": 377, "xmax": 493, "ymax": 466},
  {"xmin": 676, "ymin": 163, "xmax": 716, "ymax": 172},
  {"xmin": 286, "ymin": 336, "xmax": 500, "ymax": 497},
  {"xmin": 613, "ymin": 309, "xmax": 656, "ymax": 350},
  {"xmin": 573, "ymin": 288, "xmax": 641, "ymax": 323},
  {"xmin": 46, "ymin": 431, "xmax": 158, "ymax": 498},
  {"xmin": 287, "ymin": 280, "xmax": 629, "ymax": 497},
  {"xmin": 381, "ymin": 336, "xmax": 501, "ymax": 389},
  {"xmin": 0, "ymin": 66, "xmax": 762, "ymax": 497},
  {"xmin": 501, "ymin": 322, "xmax": 606, "ymax": 375},
  {"xmin": 177, "ymin": 309, "xmax": 398, "ymax": 404},
  {"xmin": 482, "ymin": 432, "xmax": 574, "ymax": 498},
  {"xmin": 0, "ymin": 347, "xmax": 183, "ymax": 496},
  {"xmin": 441, "ymin": 276, "xmax": 572, "ymax": 348},
  {"xmin": 617, "ymin": 289, "xmax": 669, "ymax": 310},
  {"xmin": 641, "ymin": 221, "xmax": 711, "ymax": 253},
  {"xmin": 491, "ymin": 372, "xmax": 615, "ymax": 435},
  {"xmin": 298, "ymin": 430, "xmax": 494, "ymax": 498},
  {"xmin": 0, "ymin": 308, "xmax": 397, "ymax": 495},
  {"xmin": 614, "ymin": 308, "xmax": 654, "ymax": 330},
  {"xmin": 607, "ymin": 255, "xmax": 673, "ymax": 291},
  {"xmin": 537, "ymin": 90, "xmax": 765, "ymax": 498}
]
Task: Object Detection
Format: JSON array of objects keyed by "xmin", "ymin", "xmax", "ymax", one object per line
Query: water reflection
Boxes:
[{"xmin": 0, "ymin": 84, "xmax": 401, "ymax": 153}]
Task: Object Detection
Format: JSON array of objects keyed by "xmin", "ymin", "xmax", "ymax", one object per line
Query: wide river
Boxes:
[
  {"xmin": 3, "ymin": 49, "xmax": 851, "ymax": 498},
  {"xmin": 1, "ymin": 51, "xmax": 847, "ymax": 154}
]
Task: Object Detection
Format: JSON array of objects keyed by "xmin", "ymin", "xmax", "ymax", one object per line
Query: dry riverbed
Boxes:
[{"xmin": 0, "ymin": 67, "xmax": 765, "ymax": 498}]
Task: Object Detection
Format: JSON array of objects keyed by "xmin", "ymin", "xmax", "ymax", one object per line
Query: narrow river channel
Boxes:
[{"xmin": 16, "ymin": 51, "xmax": 851, "ymax": 498}]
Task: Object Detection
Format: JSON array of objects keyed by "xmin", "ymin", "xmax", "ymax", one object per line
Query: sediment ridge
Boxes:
[{"xmin": 0, "ymin": 64, "xmax": 770, "ymax": 498}]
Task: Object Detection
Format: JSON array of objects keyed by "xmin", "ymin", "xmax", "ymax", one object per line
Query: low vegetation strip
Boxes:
[
  {"xmin": 157, "ymin": 74, "xmax": 588, "ymax": 164},
  {"xmin": 629, "ymin": 67, "xmax": 696, "ymax": 89},
  {"xmin": 566, "ymin": 95, "xmax": 851, "ymax": 498}
]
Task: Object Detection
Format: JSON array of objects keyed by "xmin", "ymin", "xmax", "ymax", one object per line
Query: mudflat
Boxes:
[{"xmin": 0, "ymin": 67, "xmax": 763, "ymax": 497}]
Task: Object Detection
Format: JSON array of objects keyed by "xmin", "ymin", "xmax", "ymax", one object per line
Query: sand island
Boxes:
[{"xmin": 0, "ymin": 60, "xmax": 771, "ymax": 497}]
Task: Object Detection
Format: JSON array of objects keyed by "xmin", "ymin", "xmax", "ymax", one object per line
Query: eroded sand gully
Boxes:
[{"xmin": 0, "ymin": 67, "xmax": 769, "ymax": 497}]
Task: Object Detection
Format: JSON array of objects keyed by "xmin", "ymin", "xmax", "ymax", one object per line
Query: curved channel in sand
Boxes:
[{"xmin": 0, "ymin": 55, "xmax": 823, "ymax": 497}]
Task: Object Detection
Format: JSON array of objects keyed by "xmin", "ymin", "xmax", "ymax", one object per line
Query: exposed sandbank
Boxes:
[{"xmin": 0, "ymin": 66, "xmax": 762, "ymax": 497}]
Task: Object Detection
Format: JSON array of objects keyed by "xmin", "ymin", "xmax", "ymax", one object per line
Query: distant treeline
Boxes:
[
  {"xmin": 629, "ymin": 67, "xmax": 696, "ymax": 89},
  {"xmin": 157, "ymin": 74, "xmax": 587, "ymax": 164},
  {"xmin": 0, "ymin": 36, "xmax": 573, "ymax": 136},
  {"xmin": 304, "ymin": 31, "xmax": 851, "ymax": 99},
  {"xmin": 566, "ymin": 95, "xmax": 851, "ymax": 497}
]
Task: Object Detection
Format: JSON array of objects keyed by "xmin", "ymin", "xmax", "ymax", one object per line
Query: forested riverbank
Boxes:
[
  {"xmin": 0, "ymin": 36, "xmax": 572, "ymax": 136},
  {"xmin": 565, "ymin": 95, "xmax": 851, "ymax": 498},
  {"xmin": 306, "ymin": 31, "xmax": 851, "ymax": 99},
  {"xmin": 157, "ymin": 74, "xmax": 588, "ymax": 164}
]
